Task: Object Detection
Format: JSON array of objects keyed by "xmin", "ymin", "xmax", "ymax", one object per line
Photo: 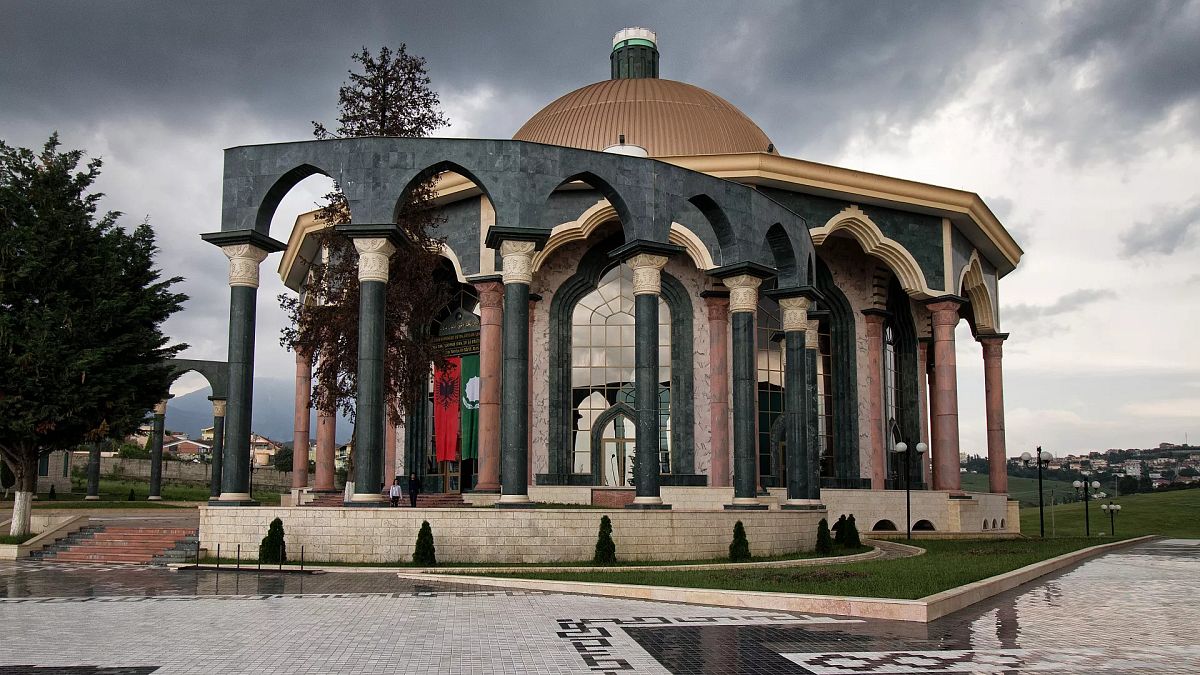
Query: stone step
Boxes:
[{"xmin": 39, "ymin": 525, "xmax": 199, "ymax": 565}]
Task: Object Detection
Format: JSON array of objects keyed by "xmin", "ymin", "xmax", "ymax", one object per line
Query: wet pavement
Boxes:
[{"xmin": 0, "ymin": 539, "xmax": 1196, "ymax": 673}]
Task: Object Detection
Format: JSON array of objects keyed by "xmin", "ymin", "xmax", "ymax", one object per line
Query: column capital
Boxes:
[
  {"xmin": 626, "ymin": 253, "xmax": 669, "ymax": 295},
  {"xmin": 703, "ymin": 293, "xmax": 730, "ymax": 320},
  {"xmin": 777, "ymin": 296, "xmax": 811, "ymax": 332},
  {"xmin": 499, "ymin": 240, "xmax": 537, "ymax": 285},
  {"xmin": 924, "ymin": 295, "xmax": 966, "ymax": 324},
  {"xmin": 211, "ymin": 399, "xmax": 227, "ymax": 417},
  {"xmin": 805, "ymin": 319, "xmax": 820, "ymax": 349},
  {"xmin": 220, "ymin": 244, "xmax": 270, "ymax": 288},
  {"xmin": 351, "ymin": 237, "xmax": 397, "ymax": 283},
  {"xmin": 976, "ymin": 332, "xmax": 1010, "ymax": 345},
  {"xmin": 153, "ymin": 399, "xmax": 169, "ymax": 416},
  {"xmin": 474, "ymin": 280, "xmax": 505, "ymax": 309},
  {"xmin": 722, "ymin": 274, "xmax": 762, "ymax": 313}
]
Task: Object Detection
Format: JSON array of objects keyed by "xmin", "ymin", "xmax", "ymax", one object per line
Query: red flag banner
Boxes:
[{"xmin": 434, "ymin": 357, "xmax": 461, "ymax": 462}]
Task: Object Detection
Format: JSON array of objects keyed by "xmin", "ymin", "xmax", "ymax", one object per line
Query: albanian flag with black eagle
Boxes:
[{"xmin": 433, "ymin": 358, "xmax": 460, "ymax": 462}]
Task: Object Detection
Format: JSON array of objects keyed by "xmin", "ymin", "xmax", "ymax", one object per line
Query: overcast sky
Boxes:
[{"xmin": 3, "ymin": 0, "xmax": 1197, "ymax": 457}]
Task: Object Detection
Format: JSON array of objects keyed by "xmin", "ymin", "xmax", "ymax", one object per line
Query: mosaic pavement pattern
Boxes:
[{"xmin": 0, "ymin": 539, "xmax": 1196, "ymax": 673}]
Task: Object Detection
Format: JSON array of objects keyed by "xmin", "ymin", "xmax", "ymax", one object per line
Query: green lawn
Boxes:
[
  {"xmin": 493, "ymin": 538, "xmax": 1108, "ymax": 599},
  {"xmin": 1020, "ymin": 488, "xmax": 1200, "ymax": 538},
  {"xmin": 0, "ymin": 477, "xmax": 281, "ymax": 507},
  {"xmin": 961, "ymin": 472, "xmax": 1076, "ymax": 507}
]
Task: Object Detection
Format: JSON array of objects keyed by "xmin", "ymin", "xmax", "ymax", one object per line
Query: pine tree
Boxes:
[
  {"xmin": 593, "ymin": 515, "xmax": 616, "ymax": 564},
  {"xmin": 844, "ymin": 514, "xmax": 862, "ymax": 549},
  {"xmin": 281, "ymin": 45, "xmax": 454, "ymax": 424},
  {"xmin": 0, "ymin": 135, "xmax": 187, "ymax": 536},
  {"xmin": 413, "ymin": 520, "xmax": 436, "ymax": 565},
  {"xmin": 833, "ymin": 514, "xmax": 848, "ymax": 546},
  {"xmin": 815, "ymin": 518, "xmax": 833, "ymax": 554},
  {"xmin": 729, "ymin": 521, "xmax": 751, "ymax": 562},
  {"xmin": 259, "ymin": 518, "xmax": 287, "ymax": 563}
]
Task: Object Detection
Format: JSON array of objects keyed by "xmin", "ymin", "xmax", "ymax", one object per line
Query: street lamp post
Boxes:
[
  {"xmin": 1073, "ymin": 479, "xmax": 1101, "ymax": 536},
  {"xmin": 1020, "ymin": 447, "xmax": 1053, "ymax": 537},
  {"xmin": 891, "ymin": 441, "xmax": 928, "ymax": 540},
  {"xmin": 1100, "ymin": 502, "xmax": 1122, "ymax": 536}
]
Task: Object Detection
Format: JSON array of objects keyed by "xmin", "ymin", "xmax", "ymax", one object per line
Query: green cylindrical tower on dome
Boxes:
[{"xmin": 610, "ymin": 27, "xmax": 659, "ymax": 79}]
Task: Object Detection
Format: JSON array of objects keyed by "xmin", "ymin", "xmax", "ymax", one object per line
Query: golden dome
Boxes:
[{"xmin": 513, "ymin": 78, "xmax": 775, "ymax": 157}]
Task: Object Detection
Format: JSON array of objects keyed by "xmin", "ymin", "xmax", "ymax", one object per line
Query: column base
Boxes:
[
  {"xmin": 210, "ymin": 492, "xmax": 258, "ymax": 507},
  {"xmin": 470, "ymin": 485, "xmax": 501, "ymax": 494},
  {"xmin": 626, "ymin": 496, "xmax": 671, "ymax": 510},
  {"xmin": 84, "ymin": 495, "xmax": 101, "ymax": 501},
  {"xmin": 496, "ymin": 494, "xmax": 537, "ymax": 508},
  {"xmin": 345, "ymin": 493, "xmax": 387, "ymax": 507},
  {"xmin": 725, "ymin": 497, "xmax": 768, "ymax": 511},
  {"xmin": 781, "ymin": 500, "xmax": 826, "ymax": 511},
  {"xmin": 146, "ymin": 495, "xmax": 163, "ymax": 501}
]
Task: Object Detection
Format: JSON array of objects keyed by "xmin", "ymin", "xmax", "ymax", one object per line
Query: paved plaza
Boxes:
[{"xmin": 0, "ymin": 539, "xmax": 1197, "ymax": 674}]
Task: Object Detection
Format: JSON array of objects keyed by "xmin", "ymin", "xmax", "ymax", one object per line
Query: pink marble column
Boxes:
[
  {"xmin": 978, "ymin": 333, "xmax": 1010, "ymax": 494},
  {"xmin": 474, "ymin": 281, "xmax": 503, "ymax": 492},
  {"xmin": 917, "ymin": 338, "xmax": 932, "ymax": 487},
  {"xmin": 928, "ymin": 299, "xmax": 963, "ymax": 492},
  {"xmin": 384, "ymin": 410, "xmax": 397, "ymax": 484},
  {"xmin": 292, "ymin": 350, "xmax": 311, "ymax": 489},
  {"xmin": 528, "ymin": 294, "xmax": 540, "ymax": 485},
  {"xmin": 926, "ymin": 342, "xmax": 940, "ymax": 490},
  {"xmin": 862, "ymin": 310, "xmax": 888, "ymax": 490},
  {"xmin": 314, "ymin": 407, "xmax": 336, "ymax": 491},
  {"xmin": 704, "ymin": 294, "xmax": 731, "ymax": 487}
]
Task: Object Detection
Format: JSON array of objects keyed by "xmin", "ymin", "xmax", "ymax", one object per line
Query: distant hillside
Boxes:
[
  {"xmin": 165, "ymin": 378, "xmax": 352, "ymax": 443},
  {"xmin": 961, "ymin": 472, "xmax": 1080, "ymax": 507}
]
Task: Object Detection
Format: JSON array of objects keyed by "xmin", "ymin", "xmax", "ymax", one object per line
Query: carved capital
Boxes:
[
  {"xmin": 626, "ymin": 253, "xmax": 669, "ymax": 295},
  {"xmin": 777, "ymin": 296, "xmax": 811, "ymax": 332},
  {"xmin": 352, "ymin": 237, "xmax": 396, "ymax": 283},
  {"xmin": 474, "ymin": 281, "xmax": 505, "ymax": 309},
  {"xmin": 499, "ymin": 240, "xmax": 537, "ymax": 285},
  {"xmin": 154, "ymin": 400, "xmax": 168, "ymax": 416},
  {"xmin": 221, "ymin": 244, "xmax": 270, "ymax": 288},
  {"xmin": 212, "ymin": 400, "xmax": 227, "ymax": 417},
  {"xmin": 723, "ymin": 274, "xmax": 761, "ymax": 313},
  {"xmin": 805, "ymin": 319, "xmax": 820, "ymax": 349}
]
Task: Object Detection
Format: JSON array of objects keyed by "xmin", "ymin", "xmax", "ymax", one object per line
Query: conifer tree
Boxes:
[
  {"xmin": 729, "ymin": 521, "xmax": 751, "ymax": 562},
  {"xmin": 413, "ymin": 520, "xmax": 436, "ymax": 565},
  {"xmin": 259, "ymin": 517, "xmax": 287, "ymax": 563},
  {"xmin": 815, "ymin": 518, "xmax": 833, "ymax": 554},
  {"xmin": 593, "ymin": 515, "xmax": 616, "ymax": 564},
  {"xmin": 0, "ymin": 135, "xmax": 186, "ymax": 535}
]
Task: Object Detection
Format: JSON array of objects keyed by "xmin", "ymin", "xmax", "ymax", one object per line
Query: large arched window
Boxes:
[
  {"xmin": 570, "ymin": 264, "xmax": 672, "ymax": 484},
  {"xmin": 757, "ymin": 292, "xmax": 784, "ymax": 487}
]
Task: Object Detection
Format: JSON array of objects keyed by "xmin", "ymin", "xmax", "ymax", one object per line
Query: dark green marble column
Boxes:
[
  {"xmin": 351, "ymin": 276, "xmax": 387, "ymax": 503},
  {"xmin": 208, "ymin": 400, "xmax": 226, "ymax": 500},
  {"xmin": 632, "ymin": 292, "xmax": 664, "ymax": 505},
  {"xmin": 85, "ymin": 443, "xmax": 101, "ymax": 501},
  {"xmin": 221, "ymin": 283, "xmax": 258, "ymax": 502},
  {"xmin": 804, "ymin": 327, "xmax": 822, "ymax": 502},
  {"xmin": 499, "ymin": 279, "xmax": 531, "ymax": 505},
  {"xmin": 730, "ymin": 310, "xmax": 760, "ymax": 505},
  {"xmin": 147, "ymin": 400, "xmax": 167, "ymax": 500},
  {"xmin": 783, "ymin": 329, "xmax": 807, "ymax": 502}
]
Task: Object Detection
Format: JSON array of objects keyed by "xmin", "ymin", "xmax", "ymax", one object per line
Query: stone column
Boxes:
[
  {"xmin": 723, "ymin": 274, "xmax": 766, "ymax": 509},
  {"xmin": 626, "ymin": 253, "xmax": 670, "ymax": 508},
  {"xmin": 928, "ymin": 298, "xmax": 963, "ymax": 492},
  {"xmin": 208, "ymin": 399, "xmax": 226, "ymax": 499},
  {"xmin": 384, "ymin": 416, "xmax": 397, "ymax": 484},
  {"xmin": 473, "ymin": 280, "xmax": 504, "ymax": 492},
  {"xmin": 779, "ymin": 296, "xmax": 811, "ymax": 506},
  {"xmin": 862, "ymin": 309, "xmax": 889, "ymax": 490},
  {"xmin": 147, "ymin": 399, "xmax": 168, "ymax": 501},
  {"xmin": 292, "ymin": 350, "xmax": 311, "ymax": 489},
  {"xmin": 703, "ymin": 293, "xmax": 731, "ymax": 488},
  {"xmin": 217, "ymin": 242, "xmax": 270, "ymax": 504},
  {"xmin": 528, "ymin": 294, "xmax": 539, "ymax": 486},
  {"xmin": 85, "ymin": 443, "xmax": 101, "ymax": 501},
  {"xmin": 314, "ymin": 408, "xmax": 336, "ymax": 491},
  {"xmin": 804, "ymin": 318, "xmax": 822, "ymax": 502},
  {"xmin": 978, "ymin": 333, "xmax": 1010, "ymax": 494},
  {"xmin": 917, "ymin": 338, "xmax": 933, "ymax": 487},
  {"xmin": 498, "ymin": 240, "xmax": 536, "ymax": 507},
  {"xmin": 347, "ymin": 236, "xmax": 396, "ymax": 504}
]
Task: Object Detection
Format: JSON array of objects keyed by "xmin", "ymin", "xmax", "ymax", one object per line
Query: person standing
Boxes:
[
  {"xmin": 389, "ymin": 478, "xmax": 402, "ymax": 507},
  {"xmin": 407, "ymin": 472, "xmax": 421, "ymax": 508}
]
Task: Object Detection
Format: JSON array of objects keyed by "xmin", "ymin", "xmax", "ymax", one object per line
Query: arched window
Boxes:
[
  {"xmin": 757, "ymin": 292, "xmax": 784, "ymax": 487},
  {"xmin": 570, "ymin": 264, "xmax": 672, "ymax": 484},
  {"xmin": 817, "ymin": 322, "xmax": 836, "ymax": 478}
]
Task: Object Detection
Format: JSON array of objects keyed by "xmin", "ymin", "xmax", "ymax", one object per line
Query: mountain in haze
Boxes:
[{"xmin": 165, "ymin": 378, "xmax": 352, "ymax": 443}]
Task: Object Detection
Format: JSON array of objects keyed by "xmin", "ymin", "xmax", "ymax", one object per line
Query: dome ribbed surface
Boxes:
[{"xmin": 513, "ymin": 78, "xmax": 774, "ymax": 157}]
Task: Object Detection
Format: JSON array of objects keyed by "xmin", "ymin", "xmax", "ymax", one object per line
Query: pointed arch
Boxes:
[
  {"xmin": 532, "ymin": 201, "xmax": 716, "ymax": 272},
  {"xmin": 255, "ymin": 163, "xmax": 334, "ymax": 235},
  {"xmin": 685, "ymin": 193, "xmax": 737, "ymax": 261},
  {"xmin": 394, "ymin": 160, "xmax": 499, "ymax": 224},
  {"xmin": 764, "ymin": 223, "xmax": 798, "ymax": 285},
  {"xmin": 958, "ymin": 249, "xmax": 998, "ymax": 333},
  {"xmin": 811, "ymin": 206, "xmax": 935, "ymax": 298}
]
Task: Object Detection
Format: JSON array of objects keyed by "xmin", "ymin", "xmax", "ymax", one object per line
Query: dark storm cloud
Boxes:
[
  {"xmin": 1005, "ymin": 289, "xmax": 1117, "ymax": 324},
  {"xmin": 1119, "ymin": 200, "xmax": 1200, "ymax": 258}
]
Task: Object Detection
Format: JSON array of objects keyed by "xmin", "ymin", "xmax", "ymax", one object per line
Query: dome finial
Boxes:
[{"xmin": 611, "ymin": 27, "xmax": 659, "ymax": 79}]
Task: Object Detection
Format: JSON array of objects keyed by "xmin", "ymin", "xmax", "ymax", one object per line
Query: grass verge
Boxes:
[
  {"xmin": 0, "ymin": 534, "xmax": 34, "ymax": 545},
  {"xmin": 0, "ymin": 477, "xmax": 282, "ymax": 507},
  {"xmin": 1019, "ymin": 487, "xmax": 1200, "ymax": 538},
  {"xmin": 488, "ymin": 538, "xmax": 1114, "ymax": 599}
]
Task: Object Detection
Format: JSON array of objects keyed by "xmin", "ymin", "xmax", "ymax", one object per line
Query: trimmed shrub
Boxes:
[
  {"xmin": 259, "ymin": 517, "xmax": 287, "ymax": 563},
  {"xmin": 815, "ymin": 518, "xmax": 834, "ymax": 555},
  {"xmin": 729, "ymin": 520, "xmax": 751, "ymax": 562},
  {"xmin": 48, "ymin": 484, "xmax": 57, "ymax": 500},
  {"xmin": 127, "ymin": 488, "xmax": 136, "ymax": 501},
  {"xmin": 832, "ymin": 514, "xmax": 848, "ymax": 546},
  {"xmin": 593, "ymin": 515, "xmax": 616, "ymax": 564},
  {"xmin": 844, "ymin": 514, "xmax": 862, "ymax": 548},
  {"xmin": 413, "ymin": 520, "xmax": 436, "ymax": 565}
]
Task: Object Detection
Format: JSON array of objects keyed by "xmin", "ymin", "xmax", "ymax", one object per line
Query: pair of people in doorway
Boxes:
[{"xmin": 389, "ymin": 474, "xmax": 421, "ymax": 508}]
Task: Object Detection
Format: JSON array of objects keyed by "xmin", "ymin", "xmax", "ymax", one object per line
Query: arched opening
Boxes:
[
  {"xmin": 814, "ymin": 258, "xmax": 860, "ymax": 487},
  {"xmin": 913, "ymin": 519, "xmax": 936, "ymax": 531},
  {"xmin": 549, "ymin": 172, "xmax": 636, "ymax": 239},
  {"xmin": 686, "ymin": 194, "xmax": 737, "ymax": 260},
  {"xmin": 764, "ymin": 223, "xmax": 798, "ymax": 286},
  {"xmin": 1000, "ymin": 518, "xmax": 1006, "ymax": 529},
  {"xmin": 983, "ymin": 519, "xmax": 990, "ymax": 530},
  {"xmin": 757, "ymin": 280, "xmax": 785, "ymax": 488},
  {"xmin": 256, "ymin": 164, "xmax": 335, "ymax": 236},
  {"xmin": 992, "ymin": 518, "xmax": 999, "ymax": 530},
  {"xmin": 873, "ymin": 519, "xmax": 898, "ymax": 532}
]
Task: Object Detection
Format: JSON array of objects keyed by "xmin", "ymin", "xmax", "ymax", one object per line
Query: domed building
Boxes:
[{"xmin": 213, "ymin": 27, "xmax": 1022, "ymax": 554}]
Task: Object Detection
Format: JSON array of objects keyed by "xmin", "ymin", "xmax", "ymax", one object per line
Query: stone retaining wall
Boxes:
[{"xmin": 198, "ymin": 506, "xmax": 824, "ymax": 564}]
